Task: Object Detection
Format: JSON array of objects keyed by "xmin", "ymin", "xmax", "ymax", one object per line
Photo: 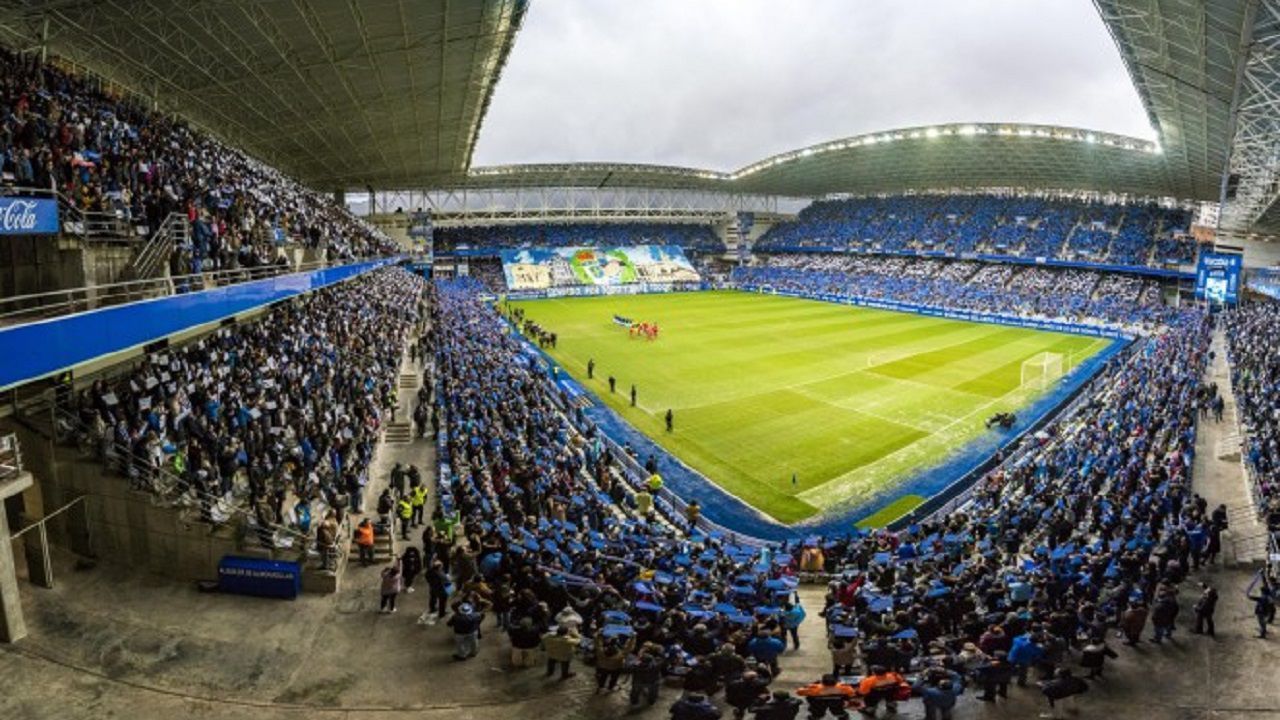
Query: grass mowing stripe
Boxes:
[{"xmin": 510, "ymin": 291, "xmax": 1106, "ymax": 524}]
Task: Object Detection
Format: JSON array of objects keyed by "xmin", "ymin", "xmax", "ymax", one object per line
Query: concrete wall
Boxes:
[
  {"xmin": 1, "ymin": 421, "xmax": 318, "ymax": 585},
  {"xmin": 0, "ymin": 237, "xmax": 88, "ymax": 300}
]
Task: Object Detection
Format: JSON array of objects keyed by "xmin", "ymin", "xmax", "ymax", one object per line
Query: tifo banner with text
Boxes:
[{"xmin": 500, "ymin": 245, "xmax": 700, "ymax": 291}]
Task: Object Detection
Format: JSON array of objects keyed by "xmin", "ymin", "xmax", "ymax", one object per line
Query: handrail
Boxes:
[{"xmin": 0, "ymin": 433, "xmax": 22, "ymax": 480}]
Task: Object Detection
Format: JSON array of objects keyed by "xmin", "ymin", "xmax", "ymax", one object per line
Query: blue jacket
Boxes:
[
  {"xmin": 1008, "ymin": 634, "xmax": 1044, "ymax": 667},
  {"xmin": 783, "ymin": 605, "xmax": 807, "ymax": 630},
  {"xmin": 747, "ymin": 635, "xmax": 785, "ymax": 661}
]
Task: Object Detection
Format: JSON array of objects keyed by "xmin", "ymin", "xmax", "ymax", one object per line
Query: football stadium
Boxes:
[{"xmin": 1, "ymin": 1, "xmax": 1280, "ymax": 719}]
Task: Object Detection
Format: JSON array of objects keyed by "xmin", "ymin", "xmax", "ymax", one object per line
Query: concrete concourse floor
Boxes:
[{"xmin": 0, "ymin": 549, "xmax": 1278, "ymax": 720}]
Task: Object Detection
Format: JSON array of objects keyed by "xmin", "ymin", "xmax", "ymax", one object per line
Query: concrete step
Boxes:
[{"xmin": 384, "ymin": 423, "xmax": 413, "ymax": 445}]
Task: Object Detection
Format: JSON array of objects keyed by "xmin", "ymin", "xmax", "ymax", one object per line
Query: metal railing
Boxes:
[
  {"xmin": 0, "ymin": 433, "xmax": 22, "ymax": 479},
  {"xmin": 129, "ymin": 212, "xmax": 188, "ymax": 280},
  {"xmin": 1, "ymin": 186, "xmax": 134, "ymax": 243},
  {"xmin": 47, "ymin": 395, "xmax": 312, "ymax": 559}
]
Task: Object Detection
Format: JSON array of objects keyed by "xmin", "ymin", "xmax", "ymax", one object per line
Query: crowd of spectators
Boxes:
[
  {"xmin": 62, "ymin": 266, "xmax": 426, "ymax": 548},
  {"xmin": 1224, "ymin": 300, "xmax": 1280, "ymax": 526},
  {"xmin": 754, "ymin": 195, "xmax": 1196, "ymax": 270},
  {"xmin": 0, "ymin": 49, "xmax": 396, "ymax": 270},
  {"xmin": 732, "ymin": 254, "xmax": 1179, "ymax": 329},
  {"xmin": 421, "ymin": 272, "xmax": 1233, "ymax": 717},
  {"xmin": 436, "ymin": 222, "xmax": 724, "ymax": 254}
]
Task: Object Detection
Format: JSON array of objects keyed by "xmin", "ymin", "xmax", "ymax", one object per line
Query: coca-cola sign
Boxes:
[{"xmin": 0, "ymin": 196, "xmax": 60, "ymax": 235}]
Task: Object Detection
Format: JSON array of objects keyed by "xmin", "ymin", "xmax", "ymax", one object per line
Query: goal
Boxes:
[{"xmin": 1020, "ymin": 352, "xmax": 1065, "ymax": 390}]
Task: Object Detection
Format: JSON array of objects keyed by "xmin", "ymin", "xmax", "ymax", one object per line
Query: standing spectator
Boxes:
[
  {"xmin": 1248, "ymin": 582, "xmax": 1275, "ymax": 638},
  {"xmin": 670, "ymin": 693, "xmax": 723, "ymax": 720},
  {"xmin": 1079, "ymin": 637, "xmax": 1118, "ymax": 679},
  {"xmin": 354, "ymin": 518, "xmax": 375, "ymax": 567},
  {"xmin": 726, "ymin": 671, "xmax": 770, "ymax": 719},
  {"xmin": 447, "ymin": 602, "xmax": 484, "ymax": 661},
  {"xmin": 1119, "ymin": 602, "xmax": 1148, "ymax": 646},
  {"xmin": 627, "ymin": 645, "xmax": 665, "ymax": 708},
  {"xmin": 1150, "ymin": 590, "xmax": 1179, "ymax": 644},
  {"xmin": 915, "ymin": 676, "xmax": 962, "ymax": 720},
  {"xmin": 796, "ymin": 674, "xmax": 856, "ymax": 720},
  {"xmin": 594, "ymin": 631, "xmax": 634, "ymax": 692},
  {"xmin": 752, "ymin": 691, "xmax": 802, "ymax": 720},
  {"xmin": 855, "ymin": 666, "xmax": 907, "ymax": 717},
  {"xmin": 379, "ymin": 559, "xmax": 402, "ymax": 614},
  {"xmin": 509, "ymin": 616, "xmax": 543, "ymax": 668},
  {"xmin": 974, "ymin": 651, "xmax": 1013, "ymax": 702},
  {"xmin": 782, "ymin": 602, "xmax": 806, "ymax": 650},
  {"xmin": 1039, "ymin": 668, "xmax": 1088, "ymax": 718},
  {"xmin": 401, "ymin": 545, "xmax": 422, "ymax": 594},
  {"xmin": 1192, "ymin": 583, "xmax": 1218, "ymax": 637},
  {"xmin": 542, "ymin": 625, "xmax": 579, "ymax": 680},
  {"xmin": 747, "ymin": 632, "xmax": 785, "ymax": 677},
  {"xmin": 418, "ymin": 560, "xmax": 449, "ymax": 625}
]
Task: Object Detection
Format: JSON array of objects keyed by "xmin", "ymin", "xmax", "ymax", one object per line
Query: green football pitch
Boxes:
[{"xmin": 510, "ymin": 291, "xmax": 1107, "ymax": 525}]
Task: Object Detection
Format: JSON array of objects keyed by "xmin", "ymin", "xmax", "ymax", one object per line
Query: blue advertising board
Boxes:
[
  {"xmin": 217, "ymin": 556, "xmax": 301, "ymax": 599},
  {"xmin": 1195, "ymin": 251, "xmax": 1243, "ymax": 305},
  {"xmin": 0, "ymin": 258, "xmax": 393, "ymax": 391},
  {"xmin": 0, "ymin": 196, "xmax": 60, "ymax": 235}
]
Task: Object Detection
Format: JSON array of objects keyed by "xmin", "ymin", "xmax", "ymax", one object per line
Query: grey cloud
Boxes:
[{"xmin": 472, "ymin": 0, "xmax": 1153, "ymax": 170}]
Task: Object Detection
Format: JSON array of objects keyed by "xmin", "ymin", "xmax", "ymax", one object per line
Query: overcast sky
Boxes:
[{"xmin": 471, "ymin": 0, "xmax": 1154, "ymax": 170}]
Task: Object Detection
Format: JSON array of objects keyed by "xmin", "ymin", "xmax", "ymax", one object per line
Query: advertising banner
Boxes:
[
  {"xmin": 1195, "ymin": 251, "xmax": 1243, "ymax": 305},
  {"xmin": 0, "ymin": 196, "xmax": 60, "ymax": 235}
]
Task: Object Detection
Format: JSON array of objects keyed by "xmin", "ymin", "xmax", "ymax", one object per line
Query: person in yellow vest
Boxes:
[
  {"xmin": 410, "ymin": 484, "xmax": 428, "ymax": 527},
  {"xmin": 397, "ymin": 495, "xmax": 413, "ymax": 540},
  {"xmin": 646, "ymin": 473, "xmax": 663, "ymax": 493}
]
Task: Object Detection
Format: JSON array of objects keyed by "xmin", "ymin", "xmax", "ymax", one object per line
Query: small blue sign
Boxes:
[
  {"xmin": 217, "ymin": 556, "xmax": 301, "ymax": 599},
  {"xmin": 0, "ymin": 196, "xmax": 59, "ymax": 235}
]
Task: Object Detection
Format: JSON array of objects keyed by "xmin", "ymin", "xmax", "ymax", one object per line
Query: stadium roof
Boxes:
[
  {"xmin": 1095, "ymin": 0, "xmax": 1250, "ymax": 206},
  {"xmin": 5, "ymin": 0, "xmax": 1272, "ymax": 228},
  {"xmin": 0, "ymin": 0, "xmax": 527, "ymax": 188},
  {"xmin": 455, "ymin": 124, "xmax": 1175, "ymax": 199}
]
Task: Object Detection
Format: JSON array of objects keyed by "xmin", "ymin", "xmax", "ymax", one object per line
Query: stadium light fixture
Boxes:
[
  {"xmin": 925, "ymin": 127, "xmax": 940, "ymax": 138},
  {"xmin": 1086, "ymin": 133, "xmax": 1096, "ymax": 144}
]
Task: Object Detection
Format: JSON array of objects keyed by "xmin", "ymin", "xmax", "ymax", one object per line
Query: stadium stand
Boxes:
[
  {"xmin": 754, "ymin": 195, "xmax": 1196, "ymax": 270},
  {"xmin": 425, "ymin": 273, "xmax": 1223, "ymax": 713},
  {"xmin": 732, "ymin": 254, "xmax": 1178, "ymax": 328},
  {"xmin": 1224, "ymin": 300, "xmax": 1280, "ymax": 528},
  {"xmin": 0, "ymin": 49, "xmax": 396, "ymax": 275},
  {"xmin": 58, "ymin": 266, "xmax": 426, "ymax": 552},
  {"xmin": 436, "ymin": 222, "xmax": 725, "ymax": 253}
]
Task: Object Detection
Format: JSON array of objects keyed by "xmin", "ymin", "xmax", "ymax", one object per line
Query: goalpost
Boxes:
[{"xmin": 1020, "ymin": 352, "xmax": 1065, "ymax": 390}]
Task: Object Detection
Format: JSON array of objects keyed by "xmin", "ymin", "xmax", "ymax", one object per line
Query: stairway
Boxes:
[
  {"xmin": 383, "ymin": 369, "xmax": 419, "ymax": 445},
  {"xmin": 348, "ymin": 525, "xmax": 396, "ymax": 563}
]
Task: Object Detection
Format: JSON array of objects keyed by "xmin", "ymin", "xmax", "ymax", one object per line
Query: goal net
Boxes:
[{"xmin": 1020, "ymin": 352, "xmax": 1065, "ymax": 390}]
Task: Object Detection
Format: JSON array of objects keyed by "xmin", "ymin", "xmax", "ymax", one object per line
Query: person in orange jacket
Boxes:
[
  {"xmin": 796, "ymin": 674, "xmax": 856, "ymax": 720},
  {"xmin": 354, "ymin": 518, "xmax": 376, "ymax": 566},
  {"xmin": 856, "ymin": 666, "xmax": 907, "ymax": 717}
]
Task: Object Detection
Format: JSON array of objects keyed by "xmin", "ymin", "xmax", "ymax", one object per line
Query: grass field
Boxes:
[{"xmin": 511, "ymin": 291, "xmax": 1106, "ymax": 525}]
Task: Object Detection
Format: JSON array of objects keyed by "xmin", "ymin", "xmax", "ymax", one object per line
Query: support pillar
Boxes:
[{"xmin": 0, "ymin": 471, "xmax": 34, "ymax": 643}]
